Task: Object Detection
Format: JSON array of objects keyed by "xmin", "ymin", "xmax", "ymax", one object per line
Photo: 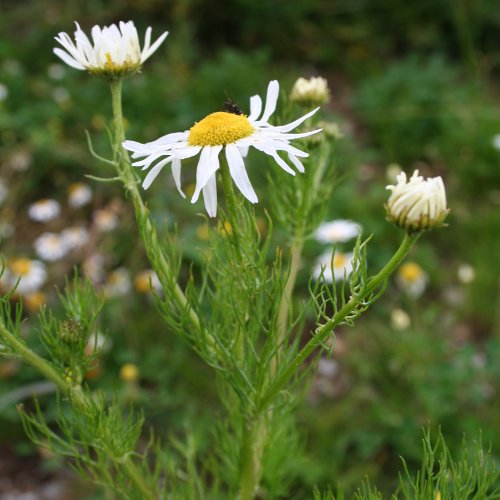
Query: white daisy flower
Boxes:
[
  {"xmin": 492, "ymin": 134, "xmax": 500, "ymax": 151},
  {"xmin": 53, "ymin": 21, "xmax": 168, "ymax": 77},
  {"xmin": 83, "ymin": 253, "xmax": 105, "ymax": 284},
  {"xmin": 93, "ymin": 208, "xmax": 119, "ymax": 232},
  {"xmin": 123, "ymin": 80, "xmax": 322, "ymax": 217},
  {"xmin": 386, "ymin": 170, "xmax": 449, "ymax": 232},
  {"xmin": 314, "ymin": 219, "xmax": 361, "ymax": 244},
  {"xmin": 34, "ymin": 232, "xmax": 69, "ymax": 261},
  {"xmin": 390, "ymin": 308, "xmax": 411, "ymax": 330},
  {"xmin": 68, "ymin": 182, "xmax": 92, "ymax": 208},
  {"xmin": 314, "ymin": 251, "xmax": 353, "ymax": 283},
  {"xmin": 103, "ymin": 268, "xmax": 132, "ymax": 298},
  {"xmin": 28, "ymin": 199, "xmax": 61, "ymax": 223},
  {"xmin": 61, "ymin": 226, "xmax": 89, "ymax": 250},
  {"xmin": 85, "ymin": 332, "xmax": 110, "ymax": 355},
  {"xmin": 5, "ymin": 258, "xmax": 47, "ymax": 295},
  {"xmin": 396, "ymin": 262, "xmax": 428, "ymax": 298},
  {"xmin": 0, "ymin": 83, "xmax": 8, "ymax": 102}
]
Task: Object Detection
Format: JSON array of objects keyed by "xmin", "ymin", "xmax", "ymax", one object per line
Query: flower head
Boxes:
[
  {"xmin": 123, "ymin": 80, "xmax": 321, "ymax": 216},
  {"xmin": 386, "ymin": 170, "xmax": 449, "ymax": 232},
  {"xmin": 28, "ymin": 199, "xmax": 61, "ymax": 222},
  {"xmin": 3, "ymin": 258, "xmax": 47, "ymax": 295},
  {"xmin": 54, "ymin": 21, "xmax": 168, "ymax": 78},
  {"xmin": 314, "ymin": 251, "xmax": 353, "ymax": 283},
  {"xmin": 290, "ymin": 77, "xmax": 330, "ymax": 105},
  {"xmin": 396, "ymin": 262, "xmax": 428, "ymax": 298},
  {"xmin": 34, "ymin": 232, "xmax": 69, "ymax": 261},
  {"xmin": 68, "ymin": 182, "xmax": 92, "ymax": 208},
  {"xmin": 314, "ymin": 219, "xmax": 361, "ymax": 244}
]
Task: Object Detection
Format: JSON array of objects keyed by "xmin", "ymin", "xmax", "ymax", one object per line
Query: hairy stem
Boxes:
[{"xmin": 109, "ymin": 80, "xmax": 200, "ymax": 332}]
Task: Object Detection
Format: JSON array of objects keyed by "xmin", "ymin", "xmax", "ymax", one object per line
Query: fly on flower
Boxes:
[{"xmin": 123, "ymin": 80, "xmax": 322, "ymax": 217}]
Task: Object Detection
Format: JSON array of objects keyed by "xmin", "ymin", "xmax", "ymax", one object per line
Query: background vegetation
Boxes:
[{"xmin": 0, "ymin": 0, "xmax": 499, "ymax": 497}]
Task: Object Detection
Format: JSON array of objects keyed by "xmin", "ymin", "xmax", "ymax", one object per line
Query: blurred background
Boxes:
[{"xmin": 0, "ymin": 0, "xmax": 499, "ymax": 497}]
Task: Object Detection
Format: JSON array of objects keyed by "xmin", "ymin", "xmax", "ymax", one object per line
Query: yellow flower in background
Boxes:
[{"xmin": 120, "ymin": 363, "xmax": 139, "ymax": 383}]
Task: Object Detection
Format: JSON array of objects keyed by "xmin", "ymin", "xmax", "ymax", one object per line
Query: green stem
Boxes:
[
  {"xmin": 0, "ymin": 321, "xmax": 156, "ymax": 498},
  {"xmin": 0, "ymin": 322, "xmax": 70, "ymax": 396},
  {"xmin": 260, "ymin": 232, "xmax": 419, "ymax": 410},
  {"xmin": 109, "ymin": 81, "xmax": 200, "ymax": 333},
  {"xmin": 238, "ymin": 417, "xmax": 267, "ymax": 500}
]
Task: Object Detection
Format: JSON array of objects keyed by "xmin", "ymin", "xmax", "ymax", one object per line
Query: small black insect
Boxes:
[{"xmin": 223, "ymin": 91, "xmax": 243, "ymax": 115}]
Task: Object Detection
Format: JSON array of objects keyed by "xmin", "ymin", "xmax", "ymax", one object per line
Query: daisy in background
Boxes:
[
  {"xmin": 396, "ymin": 262, "xmax": 428, "ymax": 298},
  {"xmin": 1, "ymin": 258, "xmax": 47, "ymax": 295},
  {"xmin": 93, "ymin": 207, "xmax": 119, "ymax": 232},
  {"xmin": 53, "ymin": 21, "xmax": 168, "ymax": 77},
  {"xmin": 134, "ymin": 269, "xmax": 162, "ymax": 295},
  {"xmin": 28, "ymin": 199, "xmax": 61, "ymax": 223},
  {"xmin": 314, "ymin": 251, "xmax": 354, "ymax": 283},
  {"xmin": 123, "ymin": 80, "xmax": 322, "ymax": 217},
  {"xmin": 34, "ymin": 232, "xmax": 69, "ymax": 261},
  {"xmin": 103, "ymin": 268, "xmax": 132, "ymax": 298},
  {"xmin": 314, "ymin": 219, "xmax": 361, "ymax": 244},
  {"xmin": 61, "ymin": 226, "xmax": 89, "ymax": 250},
  {"xmin": 68, "ymin": 182, "xmax": 92, "ymax": 208}
]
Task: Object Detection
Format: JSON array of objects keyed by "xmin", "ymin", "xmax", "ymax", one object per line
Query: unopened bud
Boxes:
[
  {"xmin": 386, "ymin": 170, "xmax": 449, "ymax": 232},
  {"xmin": 290, "ymin": 76, "xmax": 330, "ymax": 106}
]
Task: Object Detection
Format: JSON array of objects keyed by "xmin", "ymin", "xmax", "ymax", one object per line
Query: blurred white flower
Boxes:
[
  {"xmin": 396, "ymin": 262, "xmax": 428, "ymax": 298},
  {"xmin": 34, "ymin": 232, "xmax": 69, "ymax": 261},
  {"xmin": 83, "ymin": 253, "xmax": 105, "ymax": 284},
  {"xmin": 68, "ymin": 182, "xmax": 92, "ymax": 208},
  {"xmin": 314, "ymin": 251, "xmax": 353, "ymax": 283},
  {"xmin": 290, "ymin": 76, "xmax": 330, "ymax": 105},
  {"xmin": 93, "ymin": 208, "xmax": 119, "ymax": 232},
  {"xmin": 457, "ymin": 263, "xmax": 475, "ymax": 284},
  {"xmin": 85, "ymin": 332, "xmax": 110, "ymax": 355},
  {"xmin": 492, "ymin": 135, "xmax": 500, "ymax": 151},
  {"xmin": 52, "ymin": 86, "xmax": 70, "ymax": 104},
  {"xmin": 47, "ymin": 63, "xmax": 65, "ymax": 80},
  {"xmin": 123, "ymin": 80, "xmax": 321, "ymax": 217},
  {"xmin": 386, "ymin": 170, "xmax": 449, "ymax": 232},
  {"xmin": 61, "ymin": 226, "xmax": 89, "ymax": 250},
  {"xmin": 314, "ymin": 219, "xmax": 361, "ymax": 244},
  {"xmin": 104, "ymin": 268, "xmax": 132, "ymax": 298},
  {"xmin": 4, "ymin": 258, "xmax": 47, "ymax": 295},
  {"xmin": 134, "ymin": 269, "xmax": 162, "ymax": 295},
  {"xmin": 8, "ymin": 150, "xmax": 31, "ymax": 172},
  {"xmin": 53, "ymin": 21, "xmax": 168, "ymax": 77},
  {"xmin": 317, "ymin": 358, "xmax": 339, "ymax": 378},
  {"xmin": 390, "ymin": 308, "xmax": 411, "ymax": 330},
  {"xmin": 0, "ymin": 178, "xmax": 7, "ymax": 205},
  {"xmin": 28, "ymin": 199, "xmax": 61, "ymax": 222},
  {"xmin": 0, "ymin": 83, "xmax": 8, "ymax": 101}
]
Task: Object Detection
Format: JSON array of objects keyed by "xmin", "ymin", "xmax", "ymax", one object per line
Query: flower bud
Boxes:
[
  {"xmin": 385, "ymin": 170, "xmax": 449, "ymax": 232},
  {"xmin": 290, "ymin": 77, "xmax": 330, "ymax": 106}
]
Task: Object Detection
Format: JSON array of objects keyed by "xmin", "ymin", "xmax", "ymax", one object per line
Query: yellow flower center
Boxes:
[
  {"xmin": 399, "ymin": 262, "xmax": 423, "ymax": 283},
  {"xmin": 333, "ymin": 253, "xmax": 346, "ymax": 268},
  {"xmin": 188, "ymin": 112, "xmax": 254, "ymax": 147},
  {"xmin": 11, "ymin": 258, "xmax": 32, "ymax": 276}
]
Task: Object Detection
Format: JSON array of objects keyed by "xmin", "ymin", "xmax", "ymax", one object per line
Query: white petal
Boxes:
[
  {"xmin": 141, "ymin": 31, "xmax": 168, "ymax": 62},
  {"xmin": 53, "ymin": 48, "xmax": 85, "ymax": 69},
  {"xmin": 288, "ymin": 153, "xmax": 305, "ymax": 173},
  {"xmin": 247, "ymin": 94, "xmax": 263, "ymax": 121},
  {"xmin": 260, "ymin": 80, "xmax": 279, "ymax": 122},
  {"xmin": 171, "ymin": 159, "xmax": 185, "ymax": 198},
  {"xmin": 202, "ymin": 173, "xmax": 218, "ymax": 217},
  {"xmin": 252, "ymin": 145, "xmax": 295, "ymax": 175},
  {"xmin": 225, "ymin": 144, "xmax": 258, "ymax": 203},
  {"xmin": 142, "ymin": 157, "xmax": 172, "ymax": 189},
  {"xmin": 192, "ymin": 146, "xmax": 222, "ymax": 203},
  {"xmin": 271, "ymin": 107, "xmax": 320, "ymax": 132}
]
